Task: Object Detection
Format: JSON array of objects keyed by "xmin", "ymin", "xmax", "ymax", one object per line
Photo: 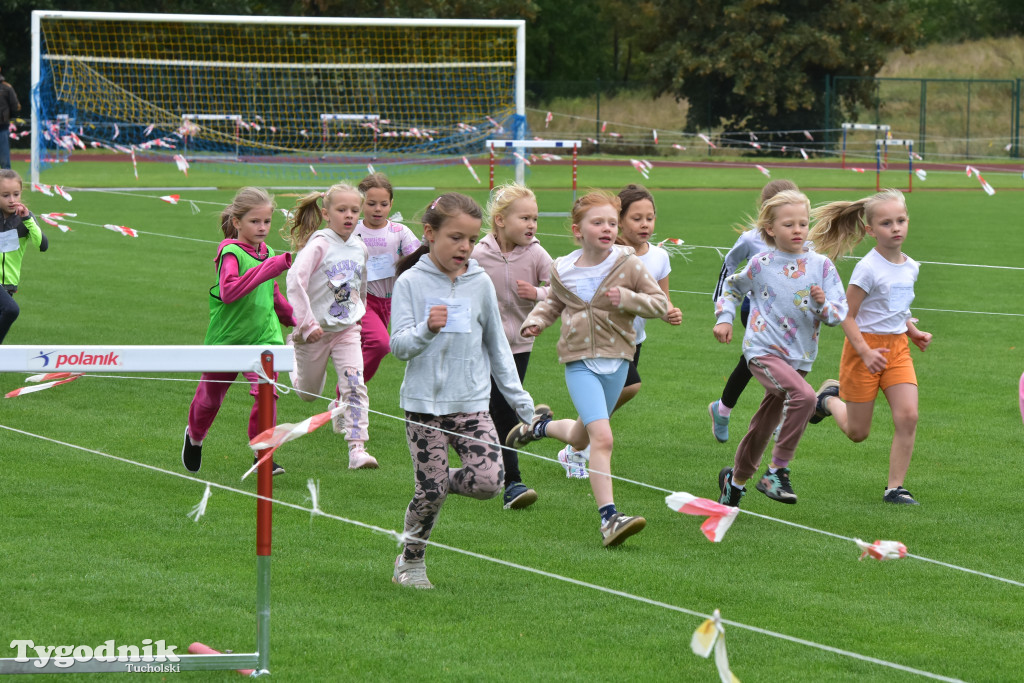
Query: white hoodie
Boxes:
[{"xmin": 390, "ymin": 254, "xmax": 534, "ymax": 421}]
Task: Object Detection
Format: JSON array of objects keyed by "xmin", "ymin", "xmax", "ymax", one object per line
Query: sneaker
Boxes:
[
  {"xmin": 708, "ymin": 400, "xmax": 730, "ymax": 443},
  {"xmin": 348, "ymin": 449, "xmax": 379, "ymax": 470},
  {"xmin": 600, "ymin": 513, "xmax": 646, "ymax": 547},
  {"xmin": 809, "ymin": 379, "xmax": 840, "ymax": 424},
  {"xmin": 182, "ymin": 426, "xmax": 202, "ymax": 473},
  {"xmin": 718, "ymin": 466, "xmax": 745, "ymax": 507},
  {"xmin": 883, "ymin": 486, "xmax": 920, "ymax": 505},
  {"xmin": 756, "ymin": 467, "xmax": 797, "ymax": 504},
  {"xmin": 503, "ymin": 481, "xmax": 538, "ymax": 510},
  {"xmin": 504, "ymin": 404, "xmax": 553, "ymax": 449},
  {"xmin": 254, "ymin": 456, "xmax": 286, "ymax": 476},
  {"xmin": 557, "ymin": 445, "xmax": 590, "ymax": 479},
  {"xmin": 392, "ymin": 554, "xmax": 433, "ymax": 589}
]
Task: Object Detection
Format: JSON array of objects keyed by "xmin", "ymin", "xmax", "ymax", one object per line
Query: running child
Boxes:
[
  {"xmin": 807, "ymin": 189, "xmax": 931, "ymax": 505},
  {"xmin": 557, "ymin": 184, "xmax": 682, "ymax": 478},
  {"xmin": 511, "ymin": 191, "xmax": 668, "ymax": 547},
  {"xmin": 353, "ymin": 172, "xmax": 421, "ymax": 381},
  {"xmin": 714, "ymin": 189, "xmax": 847, "ymax": 507},
  {"xmin": 708, "ymin": 179, "xmax": 798, "ymax": 442},
  {"xmin": 472, "ymin": 182, "xmax": 552, "ymax": 509},
  {"xmin": 182, "ymin": 187, "xmax": 295, "ymax": 475},
  {"xmin": 0, "ymin": 169, "xmax": 48, "ymax": 343},
  {"xmin": 284, "ymin": 183, "xmax": 377, "ymax": 470},
  {"xmin": 389, "ymin": 192, "xmax": 539, "ymax": 589}
]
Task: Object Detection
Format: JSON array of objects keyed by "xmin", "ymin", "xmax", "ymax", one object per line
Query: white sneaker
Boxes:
[
  {"xmin": 393, "ymin": 554, "xmax": 433, "ymax": 589},
  {"xmin": 557, "ymin": 445, "xmax": 589, "ymax": 479}
]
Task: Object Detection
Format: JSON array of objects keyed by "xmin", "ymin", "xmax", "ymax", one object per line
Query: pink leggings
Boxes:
[
  {"xmin": 188, "ymin": 371, "xmax": 278, "ymax": 442},
  {"xmin": 360, "ymin": 294, "xmax": 392, "ymax": 382}
]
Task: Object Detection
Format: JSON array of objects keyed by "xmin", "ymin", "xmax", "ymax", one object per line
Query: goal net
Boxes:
[{"xmin": 31, "ymin": 12, "xmax": 525, "ymax": 186}]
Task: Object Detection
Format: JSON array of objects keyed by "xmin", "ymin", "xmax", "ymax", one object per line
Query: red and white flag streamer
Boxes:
[
  {"xmin": 485, "ymin": 116, "xmax": 504, "ymax": 133},
  {"xmin": 803, "ymin": 130, "xmax": 814, "ymax": 141},
  {"xmin": 6, "ymin": 373, "xmax": 84, "ymax": 398},
  {"xmin": 672, "ymin": 143, "xmax": 686, "ymax": 151},
  {"xmin": 691, "ymin": 609, "xmax": 740, "ymax": 682},
  {"xmin": 143, "ymin": 123, "xmax": 155, "ymax": 137},
  {"xmin": 665, "ymin": 492, "xmax": 739, "ymax": 542},
  {"xmin": 915, "ymin": 169, "xmax": 927, "ymax": 181},
  {"xmin": 243, "ymin": 407, "xmax": 341, "ymax": 480},
  {"xmin": 40, "ymin": 212, "xmax": 76, "ymax": 232},
  {"xmin": 965, "ymin": 165, "xmax": 978, "ymax": 178},
  {"xmin": 104, "ymin": 224, "xmax": 139, "ymax": 237},
  {"xmin": 112, "ymin": 123, "xmax": 120, "ymax": 140},
  {"xmin": 53, "ymin": 186, "xmax": 73, "ymax": 201},
  {"xmin": 173, "ymin": 154, "xmax": 190, "ymax": 176},
  {"xmin": 977, "ymin": 173, "xmax": 996, "ymax": 195},
  {"xmin": 601, "ymin": 121, "xmax": 608, "ymax": 133},
  {"xmin": 799, "ymin": 148, "xmax": 809, "ymax": 160},
  {"xmin": 607, "ymin": 132, "xmax": 622, "ymax": 138},
  {"xmin": 130, "ymin": 147, "xmax": 138, "ymax": 180},
  {"xmin": 33, "ymin": 183, "xmax": 54, "ymax": 197},
  {"xmin": 657, "ymin": 238, "xmax": 685, "ymax": 247},
  {"xmin": 512, "ymin": 151, "xmax": 531, "ymax": 166},
  {"xmin": 652, "ymin": 129, "xmax": 659, "ymax": 144},
  {"xmin": 698, "ymin": 133, "xmax": 716, "ymax": 149},
  {"xmin": 160, "ymin": 194, "xmax": 180, "ymax": 205},
  {"xmin": 749, "ymin": 141, "xmax": 761, "ymax": 150},
  {"xmin": 855, "ymin": 538, "xmax": 908, "ymax": 561},
  {"xmin": 850, "ymin": 167, "xmax": 866, "ymax": 173},
  {"xmin": 755, "ymin": 164, "xmax": 770, "ymax": 177},
  {"xmin": 630, "ymin": 159, "xmax": 652, "ymax": 180},
  {"xmin": 309, "ymin": 164, "xmax": 318, "ymax": 176},
  {"xmin": 545, "ymin": 111, "xmax": 553, "ymax": 128},
  {"xmin": 462, "ymin": 156, "xmax": 482, "ymax": 184}
]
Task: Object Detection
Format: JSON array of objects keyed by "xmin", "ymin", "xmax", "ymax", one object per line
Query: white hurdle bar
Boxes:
[
  {"xmin": 320, "ymin": 114, "xmax": 381, "ymax": 154},
  {"xmin": 840, "ymin": 123, "xmax": 891, "ymax": 169},
  {"xmin": 0, "ymin": 345, "xmax": 293, "ymax": 677},
  {"xmin": 485, "ymin": 139, "xmax": 582, "ymax": 198}
]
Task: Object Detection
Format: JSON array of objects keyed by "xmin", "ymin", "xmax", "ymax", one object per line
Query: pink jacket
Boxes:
[{"xmin": 472, "ymin": 233, "xmax": 553, "ymax": 354}]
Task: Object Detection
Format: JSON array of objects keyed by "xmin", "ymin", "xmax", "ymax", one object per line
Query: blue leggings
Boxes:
[{"xmin": 565, "ymin": 360, "xmax": 628, "ymax": 426}]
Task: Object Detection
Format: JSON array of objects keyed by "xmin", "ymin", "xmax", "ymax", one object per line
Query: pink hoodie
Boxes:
[{"xmin": 472, "ymin": 233, "xmax": 552, "ymax": 354}]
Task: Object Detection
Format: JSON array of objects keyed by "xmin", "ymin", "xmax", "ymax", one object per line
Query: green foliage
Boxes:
[
  {"xmin": 909, "ymin": 0, "xmax": 1024, "ymax": 44},
  {"xmin": 643, "ymin": 0, "xmax": 919, "ymax": 135}
]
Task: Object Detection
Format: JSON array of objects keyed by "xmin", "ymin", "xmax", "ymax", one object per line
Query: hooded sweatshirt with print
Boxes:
[{"xmin": 390, "ymin": 253, "xmax": 534, "ymax": 422}]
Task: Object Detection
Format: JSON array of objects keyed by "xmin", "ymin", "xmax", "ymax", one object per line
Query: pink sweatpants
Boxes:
[
  {"xmin": 360, "ymin": 293, "xmax": 392, "ymax": 382},
  {"xmin": 188, "ymin": 371, "xmax": 278, "ymax": 442},
  {"xmin": 290, "ymin": 325, "xmax": 369, "ymax": 443},
  {"xmin": 732, "ymin": 355, "xmax": 816, "ymax": 482}
]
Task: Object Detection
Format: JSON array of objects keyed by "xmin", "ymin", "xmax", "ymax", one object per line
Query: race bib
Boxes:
[
  {"xmin": 0, "ymin": 230, "xmax": 19, "ymax": 253},
  {"xmin": 424, "ymin": 297, "xmax": 472, "ymax": 334},
  {"xmin": 366, "ymin": 253, "xmax": 396, "ymax": 282},
  {"xmin": 888, "ymin": 284, "xmax": 915, "ymax": 312}
]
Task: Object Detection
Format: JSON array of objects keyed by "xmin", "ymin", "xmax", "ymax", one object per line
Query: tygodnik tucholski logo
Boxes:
[{"xmin": 9, "ymin": 639, "xmax": 180, "ymax": 671}]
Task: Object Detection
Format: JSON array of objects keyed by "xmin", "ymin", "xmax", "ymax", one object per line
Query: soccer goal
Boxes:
[{"xmin": 30, "ymin": 11, "xmax": 526, "ymax": 188}]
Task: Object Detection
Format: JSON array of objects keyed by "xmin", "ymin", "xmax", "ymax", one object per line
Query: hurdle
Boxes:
[
  {"xmin": 0, "ymin": 345, "xmax": 293, "ymax": 676},
  {"xmin": 841, "ymin": 123, "xmax": 891, "ymax": 169},
  {"xmin": 181, "ymin": 114, "xmax": 243, "ymax": 159},
  {"xmin": 875, "ymin": 139, "xmax": 914, "ymax": 193},
  {"xmin": 486, "ymin": 139, "xmax": 581, "ymax": 199},
  {"xmin": 320, "ymin": 114, "xmax": 380, "ymax": 155}
]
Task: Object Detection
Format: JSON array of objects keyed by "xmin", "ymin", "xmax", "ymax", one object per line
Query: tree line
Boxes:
[{"xmin": 0, "ymin": 0, "xmax": 1020, "ymax": 138}]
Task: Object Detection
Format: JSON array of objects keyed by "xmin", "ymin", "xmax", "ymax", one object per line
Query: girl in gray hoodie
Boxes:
[{"xmin": 389, "ymin": 192, "xmax": 538, "ymax": 589}]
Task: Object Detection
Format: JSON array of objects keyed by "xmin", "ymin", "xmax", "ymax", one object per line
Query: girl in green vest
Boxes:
[{"xmin": 182, "ymin": 187, "xmax": 295, "ymax": 475}]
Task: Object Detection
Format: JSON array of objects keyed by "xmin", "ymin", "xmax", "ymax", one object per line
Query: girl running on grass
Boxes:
[
  {"xmin": 389, "ymin": 192, "xmax": 539, "ymax": 589},
  {"xmin": 353, "ymin": 172, "xmax": 421, "ymax": 381},
  {"xmin": 714, "ymin": 189, "xmax": 847, "ymax": 508},
  {"xmin": 182, "ymin": 187, "xmax": 295, "ymax": 475},
  {"xmin": 283, "ymin": 183, "xmax": 376, "ymax": 470},
  {"xmin": 510, "ymin": 190, "xmax": 668, "ymax": 547},
  {"xmin": 807, "ymin": 189, "xmax": 931, "ymax": 505},
  {"xmin": 707, "ymin": 179, "xmax": 798, "ymax": 443},
  {"xmin": 472, "ymin": 182, "xmax": 553, "ymax": 509},
  {"xmin": 0, "ymin": 169, "xmax": 48, "ymax": 343},
  {"xmin": 557, "ymin": 184, "xmax": 682, "ymax": 478}
]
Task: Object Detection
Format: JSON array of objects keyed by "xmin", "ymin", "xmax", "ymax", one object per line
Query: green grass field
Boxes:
[{"xmin": 2, "ymin": 158, "xmax": 1023, "ymax": 681}]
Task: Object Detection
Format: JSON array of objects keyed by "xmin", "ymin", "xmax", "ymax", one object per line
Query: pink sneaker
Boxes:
[{"xmin": 348, "ymin": 449, "xmax": 379, "ymax": 470}]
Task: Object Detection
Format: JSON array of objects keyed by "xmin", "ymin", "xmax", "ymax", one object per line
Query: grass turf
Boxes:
[{"xmin": 2, "ymin": 159, "xmax": 1023, "ymax": 681}]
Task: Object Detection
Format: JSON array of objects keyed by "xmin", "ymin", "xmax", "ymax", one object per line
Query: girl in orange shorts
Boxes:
[{"xmin": 807, "ymin": 189, "xmax": 932, "ymax": 505}]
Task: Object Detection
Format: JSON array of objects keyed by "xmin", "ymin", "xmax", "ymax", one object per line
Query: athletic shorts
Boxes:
[
  {"xmin": 839, "ymin": 332, "xmax": 917, "ymax": 403},
  {"xmin": 624, "ymin": 343, "xmax": 643, "ymax": 387},
  {"xmin": 565, "ymin": 360, "xmax": 628, "ymax": 426}
]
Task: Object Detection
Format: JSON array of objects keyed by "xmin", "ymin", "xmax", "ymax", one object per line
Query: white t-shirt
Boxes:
[
  {"xmin": 555, "ymin": 246, "xmax": 625, "ymax": 375},
  {"xmin": 848, "ymin": 248, "xmax": 919, "ymax": 334},
  {"xmin": 632, "ymin": 245, "xmax": 670, "ymax": 343}
]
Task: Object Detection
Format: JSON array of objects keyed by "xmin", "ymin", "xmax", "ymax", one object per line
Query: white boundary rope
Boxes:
[{"xmin": 0, "ymin": 422, "xmax": 970, "ymax": 682}]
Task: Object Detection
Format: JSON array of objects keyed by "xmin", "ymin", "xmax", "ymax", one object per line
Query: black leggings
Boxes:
[
  {"xmin": 720, "ymin": 301, "xmax": 751, "ymax": 409},
  {"xmin": 488, "ymin": 351, "xmax": 531, "ymax": 485},
  {"xmin": 0, "ymin": 286, "xmax": 20, "ymax": 344}
]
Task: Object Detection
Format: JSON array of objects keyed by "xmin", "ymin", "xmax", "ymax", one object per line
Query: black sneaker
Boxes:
[
  {"xmin": 254, "ymin": 456, "xmax": 286, "ymax": 476},
  {"xmin": 809, "ymin": 380, "xmax": 840, "ymax": 424},
  {"xmin": 502, "ymin": 482, "xmax": 538, "ymax": 510},
  {"xmin": 756, "ymin": 467, "xmax": 797, "ymax": 503},
  {"xmin": 182, "ymin": 426, "xmax": 202, "ymax": 473},
  {"xmin": 718, "ymin": 466, "xmax": 745, "ymax": 507},
  {"xmin": 883, "ymin": 486, "xmax": 920, "ymax": 505}
]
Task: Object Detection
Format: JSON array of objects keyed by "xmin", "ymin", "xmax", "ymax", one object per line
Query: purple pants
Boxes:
[
  {"xmin": 188, "ymin": 371, "xmax": 278, "ymax": 442},
  {"xmin": 732, "ymin": 355, "xmax": 816, "ymax": 482}
]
